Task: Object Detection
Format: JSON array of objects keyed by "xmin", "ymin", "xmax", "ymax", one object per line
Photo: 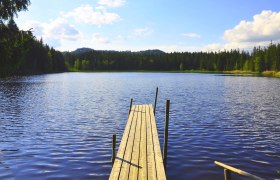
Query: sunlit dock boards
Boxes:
[{"xmin": 109, "ymin": 104, "xmax": 166, "ymax": 180}]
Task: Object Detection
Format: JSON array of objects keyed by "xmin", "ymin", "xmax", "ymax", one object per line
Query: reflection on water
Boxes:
[{"xmin": 0, "ymin": 73, "xmax": 280, "ymax": 179}]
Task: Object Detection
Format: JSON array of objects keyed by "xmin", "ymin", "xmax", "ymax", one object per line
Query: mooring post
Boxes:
[
  {"xmin": 129, "ymin": 98, "xmax": 133, "ymax": 116},
  {"xmin": 163, "ymin": 99, "xmax": 170, "ymax": 170},
  {"xmin": 224, "ymin": 169, "xmax": 232, "ymax": 180},
  {"xmin": 112, "ymin": 134, "xmax": 116, "ymax": 166},
  {"xmin": 154, "ymin": 87, "xmax": 158, "ymax": 115}
]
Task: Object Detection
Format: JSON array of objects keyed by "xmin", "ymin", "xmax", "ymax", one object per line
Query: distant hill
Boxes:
[
  {"xmin": 72, "ymin": 47, "xmax": 94, "ymax": 54},
  {"xmin": 138, "ymin": 49, "xmax": 165, "ymax": 55},
  {"xmin": 70, "ymin": 48, "xmax": 165, "ymax": 55}
]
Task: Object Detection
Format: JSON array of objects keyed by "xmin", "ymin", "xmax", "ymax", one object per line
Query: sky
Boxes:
[{"xmin": 15, "ymin": 0, "xmax": 280, "ymax": 52}]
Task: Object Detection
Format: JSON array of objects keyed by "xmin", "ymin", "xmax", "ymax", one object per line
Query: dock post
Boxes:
[
  {"xmin": 154, "ymin": 87, "xmax": 158, "ymax": 115},
  {"xmin": 129, "ymin": 98, "xmax": 133, "ymax": 116},
  {"xmin": 224, "ymin": 169, "xmax": 232, "ymax": 180},
  {"xmin": 163, "ymin": 99, "xmax": 170, "ymax": 170},
  {"xmin": 112, "ymin": 134, "xmax": 116, "ymax": 166}
]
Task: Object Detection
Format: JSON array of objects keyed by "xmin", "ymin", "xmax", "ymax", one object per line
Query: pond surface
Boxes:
[{"xmin": 0, "ymin": 72, "xmax": 280, "ymax": 179}]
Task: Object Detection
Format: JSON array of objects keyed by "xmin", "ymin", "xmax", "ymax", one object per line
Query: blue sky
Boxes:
[{"xmin": 15, "ymin": 0, "xmax": 280, "ymax": 52}]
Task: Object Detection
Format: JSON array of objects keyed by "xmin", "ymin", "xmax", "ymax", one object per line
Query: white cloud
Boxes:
[
  {"xmin": 156, "ymin": 45, "xmax": 201, "ymax": 52},
  {"xmin": 43, "ymin": 18, "xmax": 81, "ymax": 41},
  {"xmin": 92, "ymin": 33, "xmax": 111, "ymax": 44},
  {"xmin": 102, "ymin": 10, "xmax": 280, "ymax": 52},
  {"xmin": 98, "ymin": 0, "xmax": 125, "ymax": 8},
  {"xmin": 21, "ymin": 20, "xmax": 44, "ymax": 37},
  {"xmin": 200, "ymin": 10, "xmax": 280, "ymax": 52},
  {"xmin": 20, "ymin": 8, "xmax": 280, "ymax": 53},
  {"xmin": 200, "ymin": 41, "xmax": 278, "ymax": 52},
  {"xmin": 224, "ymin": 10, "xmax": 280, "ymax": 43},
  {"xmin": 134, "ymin": 27, "xmax": 154, "ymax": 37},
  {"xmin": 201, "ymin": 43, "xmax": 222, "ymax": 52},
  {"xmin": 64, "ymin": 4, "xmax": 121, "ymax": 26},
  {"xmin": 21, "ymin": 18, "xmax": 82, "ymax": 48},
  {"xmin": 181, "ymin": 33, "xmax": 201, "ymax": 38}
]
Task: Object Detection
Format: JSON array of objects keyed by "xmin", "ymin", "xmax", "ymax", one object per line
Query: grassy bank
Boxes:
[
  {"xmin": 185, "ymin": 70, "xmax": 280, "ymax": 77},
  {"xmin": 262, "ymin": 71, "xmax": 280, "ymax": 77},
  {"xmin": 67, "ymin": 68, "xmax": 280, "ymax": 77}
]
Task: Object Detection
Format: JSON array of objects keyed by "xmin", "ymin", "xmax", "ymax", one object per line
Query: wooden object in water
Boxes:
[
  {"xmin": 109, "ymin": 104, "xmax": 166, "ymax": 180},
  {"xmin": 215, "ymin": 161, "xmax": 264, "ymax": 180}
]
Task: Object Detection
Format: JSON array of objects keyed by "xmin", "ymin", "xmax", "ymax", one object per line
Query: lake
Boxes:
[{"xmin": 0, "ymin": 72, "xmax": 279, "ymax": 179}]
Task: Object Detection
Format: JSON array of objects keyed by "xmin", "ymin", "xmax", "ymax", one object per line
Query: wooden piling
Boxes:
[
  {"xmin": 129, "ymin": 98, "xmax": 133, "ymax": 115},
  {"xmin": 215, "ymin": 161, "xmax": 264, "ymax": 180},
  {"xmin": 112, "ymin": 134, "xmax": 116, "ymax": 166},
  {"xmin": 154, "ymin": 87, "xmax": 158, "ymax": 115},
  {"xmin": 224, "ymin": 169, "xmax": 231, "ymax": 180},
  {"xmin": 163, "ymin": 99, "xmax": 170, "ymax": 170}
]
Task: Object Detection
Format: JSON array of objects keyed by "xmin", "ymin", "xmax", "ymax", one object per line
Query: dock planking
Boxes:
[{"xmin": 109, "ymin": 104, "xmax": 166, "ymax": 180}]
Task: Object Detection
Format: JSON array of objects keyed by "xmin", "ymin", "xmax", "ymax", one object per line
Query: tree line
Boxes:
[
  {"xmin": 1, "ymin": 1, "xmax": 280, "ymax": 77},
  {"xmin": 0, "ymin": 0, "xmax": 66, "ymax": 78},
  {"xmin": 65, "ymin": 43, "xmax": 280, "ymax": 73}
]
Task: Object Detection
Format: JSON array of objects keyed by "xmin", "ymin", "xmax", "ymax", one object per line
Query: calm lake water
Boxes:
[{"xmin": 0, "ymin": 72, "xmax": 280, "ymax": 179}]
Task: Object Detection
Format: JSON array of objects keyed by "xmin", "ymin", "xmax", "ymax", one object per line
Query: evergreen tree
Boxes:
[{"xmin": 0, "ymin": 0, "xmax": 30, "ymax": 20}]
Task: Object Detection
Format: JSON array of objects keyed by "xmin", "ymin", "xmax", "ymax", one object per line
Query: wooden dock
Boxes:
[
  {"xmin": 108, "ymin": 87, "xmax": 265, "ymax": 180},
  {"xmin": 109, "ymin": 104, "xmax": 166, "ymax": 180}
]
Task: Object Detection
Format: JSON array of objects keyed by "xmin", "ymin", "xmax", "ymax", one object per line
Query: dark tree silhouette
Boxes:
[
  {"xmin": 65, "ymin": 43, "xmax": 280, "ymax": 73},
  {"xmin": 0, "ymin": 0, "xmax": 66, "ymax": 77},
  {"xmin": 0, "ymin": 0, "xmax": 30, "ymax": 20}
]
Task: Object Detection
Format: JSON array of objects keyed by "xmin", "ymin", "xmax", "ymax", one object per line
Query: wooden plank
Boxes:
[
  {"xmin": 109, "ymin": 104, "xmax": 166, "ymax": 180},
  {"xmin": 109, "ymin": 105, "xmax": 136, "ymax": 180},
  {"xmin": 138, "ymin": 105, "xmax": 147, "ymax": 179},
  {"xmin": 128, "ymin": 105, "xmax": 143, "ymax": 179},
  {"xmin": 146, "ymin": 104, "xmax": 157, "ymax": 179},
  {"xmin": 118, "ymin": 105, "xmax": 139, "ymax": 179},
  {"xmin": 149, "ymin": 104, "xmax": 166, "ymax": 180},
  {"xmin": 215, "ymin": 161, "xmax": 264, "ymax": 180}
]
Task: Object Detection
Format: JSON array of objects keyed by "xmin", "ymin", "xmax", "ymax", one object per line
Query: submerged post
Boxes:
[
  {"xmin": 224, "ymin": 169, "xmax": 232, "ymax": 180},
  {"xmin": 215, "ymin": 161, "xmax": 264, "ymax": 180},
  {"xmin": 163, "ymin": 99, "xmax": 170, "ymax": 170},
  {"xmin": 129, "ymin": 98, "xmax": 133, "ymax": 115},
  {"xmin": 112, "ymin": 134, "xmax": 116, "ymax": 166},
  {"xmin": 154, "ymin": 87, "xmax": 158, "ymax": 115}
]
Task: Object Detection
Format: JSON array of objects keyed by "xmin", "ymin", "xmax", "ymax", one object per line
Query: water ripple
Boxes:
[{"xmin": 0, "ymin": 73, "xmax": 280, "ymax": 179}]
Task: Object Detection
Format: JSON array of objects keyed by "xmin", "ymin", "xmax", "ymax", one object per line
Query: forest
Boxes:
[
  {"xmin": 0, "ymin": 0, "xmax": 66, "ymax": 78},
  {"xmin": 1, "ymin": 1, "xmax": 280, "ymax": 78},
  {"xmin": 65, "ymin": 43, "xmax": 280, "ymax": 74}
]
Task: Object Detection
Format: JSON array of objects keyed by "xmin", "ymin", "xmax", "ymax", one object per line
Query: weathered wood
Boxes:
[
  {"xmin": 154, "ymin": 87, "xmax": 158, "ymax": 115},
  {"xmin": 224, "ymin": 169, "xmax": 231, "ymax": 180},
  {"xmin": 109, "ymin": 104, "xmax": 166, "ymax": 180},
  {"xmin": 109, "ymin": 105, "xmax": 135, "ymax": 179},
  {"xmin": 138, "ymin": 105, "xmax": 147, "ymax": 179},
  {"xmin": 215, "ymin": 161, "xmax": 264, "ymax": 180},
  {"xmin": 118, "ymin": 105, "xmax": 139, "ymax": 179},
  {"xmin": 146, "ymin": 105, "xmax": 157, "ymax": 179},
  {"xmin": 112, "ymin": 134, "xmax": 116, "ymax": 166},
  {"xmin": 129, "ymin": 105, "xmax": 142, "ymax": 179},
  {"xmin": 163, "ymin": 100, "xmax": 170, "ymax": 169},
  {"xmin": 149, "ymin": 104, "xmax": 166, "ymax": 179}
]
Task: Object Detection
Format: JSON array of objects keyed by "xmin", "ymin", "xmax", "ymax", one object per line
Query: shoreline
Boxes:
[
  {"xmin": 67, "ymin": 69, "xmax": 280, "ymax": 78},
  {"xmin": 1, "ymin": 70, "xmax": 279, "ymax": 79}
]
